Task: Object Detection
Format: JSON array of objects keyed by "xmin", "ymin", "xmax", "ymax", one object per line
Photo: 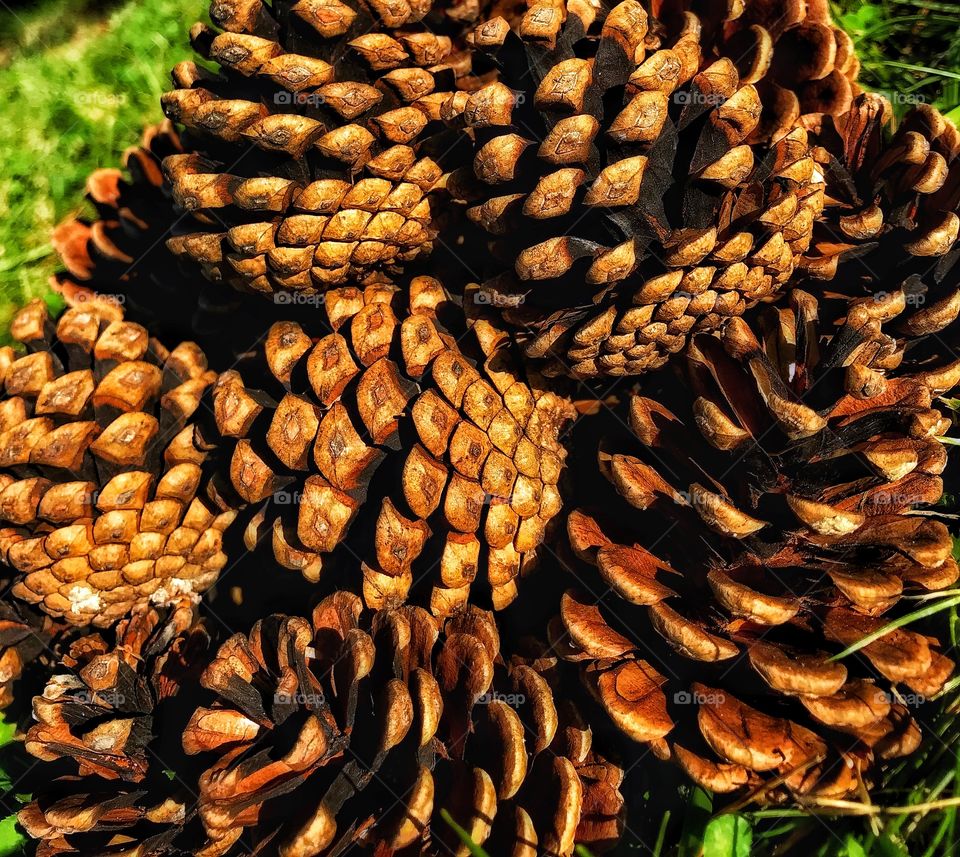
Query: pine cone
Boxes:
[
  {"xmin": 556, "ymin": 289, "xmax": 957, "ymax": 802},
  {"xmin": 662, "ymin": 0, "xmax": 861, "ymax": 129},
  {"xmin": 50, "ymin": 122, "xmax": 325, "ymax": 368},
  {"xmin": 161, "ymin": 0, "xmax": 479, "ymax": 295},
  {"xmin": 25, "ymin": 600, "xmax": 206, "ymax": 781},
  {"xmin": 0, "ymin": 600, "xmax": 65, "ymax": 708},
  {"xmin": 451, "ymin": 0, "xmax": 822, "ymax": 378},
  {"xmin": 19, "ymin": 602, "xmax": 209, "ymax": 856},
  {"xmin": 197, "ymin": 275, "xmax": 574, "ymax": 613},
  {"xmin": 0, "ymin": 299, "xmax": 236, "ymax": 627},
  {"xmin": 800, "ymin": 94, "xmax": 960, "ymax": 359},
  {"xmin": 183, "ymin": 591, "xmax": 624, "ymax": 856},
  {"xmin": 51, "ymin": 122, "xmax": 186, "ymax": 309}
]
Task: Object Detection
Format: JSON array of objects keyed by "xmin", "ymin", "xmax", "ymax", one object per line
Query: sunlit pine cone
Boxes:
[
  {"xmin": 18, "ymin": 601, "xmax": 209, "ymax": 856},
  {"xmin": 196, "ymin": 275, "xmax": 574, "ymax": 613},
  {"xmin": 554, "ymin": 289, "xmax": 957, "ymax": 802},
  {"xmin": 659, "ymin": 0, "xmax": 861, "ymax": 131},
  {"xmin": 183, "ymin": 591, "xmax": 625, "ymax": 856},
  {"xmin": 799, "ymin": 94, "xmax": 960, "ymax": 366},
  {"xmin": 0, "ymin": 299, "xmax": 236, "ymax": 627},
  {"xmin": 448, "ymin": 0, "xmax": 822, "ymax": 378},
  {"xmin": 161, "ymin": 0, "xmax": 481, "ymax": 295}
]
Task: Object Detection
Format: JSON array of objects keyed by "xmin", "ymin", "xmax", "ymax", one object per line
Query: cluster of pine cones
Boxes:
[{"xmin": 5, "ymin": 0, "xmax": 960, "ymax": 853}]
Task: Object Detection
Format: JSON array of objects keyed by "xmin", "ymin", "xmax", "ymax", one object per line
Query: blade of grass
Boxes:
[
  {"xmin": 828, "ymin": 594, "xmax": 960, "ymax": 661},
  {"xmin": 440, "ymin": 809, "xmax": 490, "ymax": 857}
]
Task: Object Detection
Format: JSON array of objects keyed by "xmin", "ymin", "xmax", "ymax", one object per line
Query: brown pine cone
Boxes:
[
  {"xmin": 799, "ymin": 94, "xmax": 960, "ymax": 363},
  {"xmin": 660, "ymin": 0, "xmax": 861, "ymax": 128},
  {"xmin": 0, "ymin": 298, "xmax": 236, "ymax": 627},
  {"xmin": 52, "ymin": 122, "xmax": 186, "ymax": 307},
  {"xmin": 556, "ymin": 289, "xmax": 957, "ymax": 802},
  {"xmin": 18, "ymin": 602, "xmax": 209, "ymax": 856},
  {"xmin": 449, "ymin": 0, "xmax": 822, "ymax": 378},
  {"xmin": 197, "ymin": 275, "xmax": 574, "ymax": 613},
  {"xmin": 49, "ymin": 122, "xmax": 285, "ymax": 367},
  {"xmin": 183, "ymin": 591, "xmax": 624, "ymax": 856},
  {"xmin": 24, "ymin": 600, "xmax": 206, "ymax": 781},
  {"xmin": 0, "ymin": 600, "xmax": 66, "ymax": 709},
  {"xmin": 161, "ymin": 0, "xmax": 480, "ymax": 295}
]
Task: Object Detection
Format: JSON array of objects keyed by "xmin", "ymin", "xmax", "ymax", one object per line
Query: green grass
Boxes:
[{"xmin": 0, "ymin": 0, "xmax": 205, "ymax": 333}]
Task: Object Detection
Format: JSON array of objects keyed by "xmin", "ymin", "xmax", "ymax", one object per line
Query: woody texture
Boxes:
[{"xmin": 196, "ymin": 276, "xmax": 573, "ymax": 614}]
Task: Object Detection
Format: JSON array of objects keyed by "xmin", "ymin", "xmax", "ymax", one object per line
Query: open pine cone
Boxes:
[
  {"xmin": 0, "ymin": 600, "xmax": 65, "ymax": 709},
  {"xmin": 449, "ymin": 0, "xmax": 822, "ymax": 378},
  {"xmin": 183, "ymin": 591, "xmax": 624, "ymax": 856},
  {"xmin": 19, "ymin": 602, "xmax": 209, "ymax": 856},
  {"xmin": 556, "ymin": 289, "xmax": 958, "ymax": 802},
  {"xmin": 161, "ymin": 0, "xmax": 480, "ymax": 295},
  {"xmin": 0, "ymin": 299, "xmax": 236, "ymax": 627},
  {"xmin": 49, "ymin": 122, "xmax": 296, "ymax": 366},
  {"xmin": 52, "ymin": 121, "xmax": 186, "ymax": 312},
  {"xmin": 196, "ymin": 275, "xmax": 573, "ymax": 613},
  {"xmin": 661, "ymin": 0, "xmax": 861, "ymax": 128},
  {"xmin": 799, "ymin": 95, "xmax": 960, "ymax": 360}
]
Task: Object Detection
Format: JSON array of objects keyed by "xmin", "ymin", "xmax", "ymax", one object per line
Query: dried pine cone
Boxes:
[
  {"xmin": 0, "ymin": 600, "xmax": 65, "ymax": 708},
  {"xmin": 661, "ymin": 0, "xmax": 861, "ymax": 128},
  {"xmin": 800, "ymin": 94, "xmax": 960, "ymax": 355},
  {"xmin": 19, "ymin": 601, "xmax": 209, "ymax": 856},
  {"xmin": 52, "ymin": 122, "xmax": 187, "ymax": 310},
  {"xmin": 0, "ymin": 299, "xmax": 236, "ymax": 627},
  {"xmin": 197, "ymin": 275, "xmax": 573, "ymax": 613},
  {"xmin": 183, "ymin": 591, "xmax": 624, "ymax": 856},
  {"xmin": 451, "ymin": 0, "xmax": 822, "ymax": 378},
  {"xmin": 556, "ymin": 289, "xmax": 958, "ymax": 802},
  {"xmin": 161, "ymin": 0, "xmax": 479, "ymax": 294},
  {"xmin": 50, "ymin": 121, "xmax": 336, "ymax": 368}
]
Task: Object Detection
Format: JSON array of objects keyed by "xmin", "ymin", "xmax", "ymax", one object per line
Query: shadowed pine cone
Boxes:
[
  {"xmin": 555, "ymin": 289, "xmax": 957, "ymax": 802},
  {"xmin": 52, "ymin": 122, "xmax": 186, "ymax": 311},
  {"xmin": 161, "ymin": 0, "xmax": 480, "ymax": 295},
  {"xmin": 0, "ymin": 600, "xmax": 66, "ymax": 708},
  {"xmin": 50, "ymin": 122, "xmax": 291, "ymax": 366},
  {"xmin": 183, "ymin": 591, "xmax": 624, "ymax": 856},
  {"xmin": 799, "ymin": 94, "xmax": 960, "ymax": 357},
  {"xmin": 0, "ymin": 299, "xmax": 236, "ymax": 627},
  {"xmin": 19, "ymin": 602, "xmax": 209, "ymax": 856},
  {"xmin": 197, "ymin": 276, "xmax": 574, "ymax": 613},
  {"xmin": 661, "ymin": 0, "xmax": 861, "ymax": 128},
  {"xmin": 451, "ymin": 0, "xmax": 822, "ymax": 378}
]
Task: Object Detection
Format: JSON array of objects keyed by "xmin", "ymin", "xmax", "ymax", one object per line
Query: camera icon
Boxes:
[{"xmin": 673, "ymin": 690, "xmax": 692, "ymax": 705}]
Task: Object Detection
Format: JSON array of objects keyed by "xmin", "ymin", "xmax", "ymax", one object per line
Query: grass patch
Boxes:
[{"xmin": 0, "ymin": 0, "xmax": 204, "ymax": 333}]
